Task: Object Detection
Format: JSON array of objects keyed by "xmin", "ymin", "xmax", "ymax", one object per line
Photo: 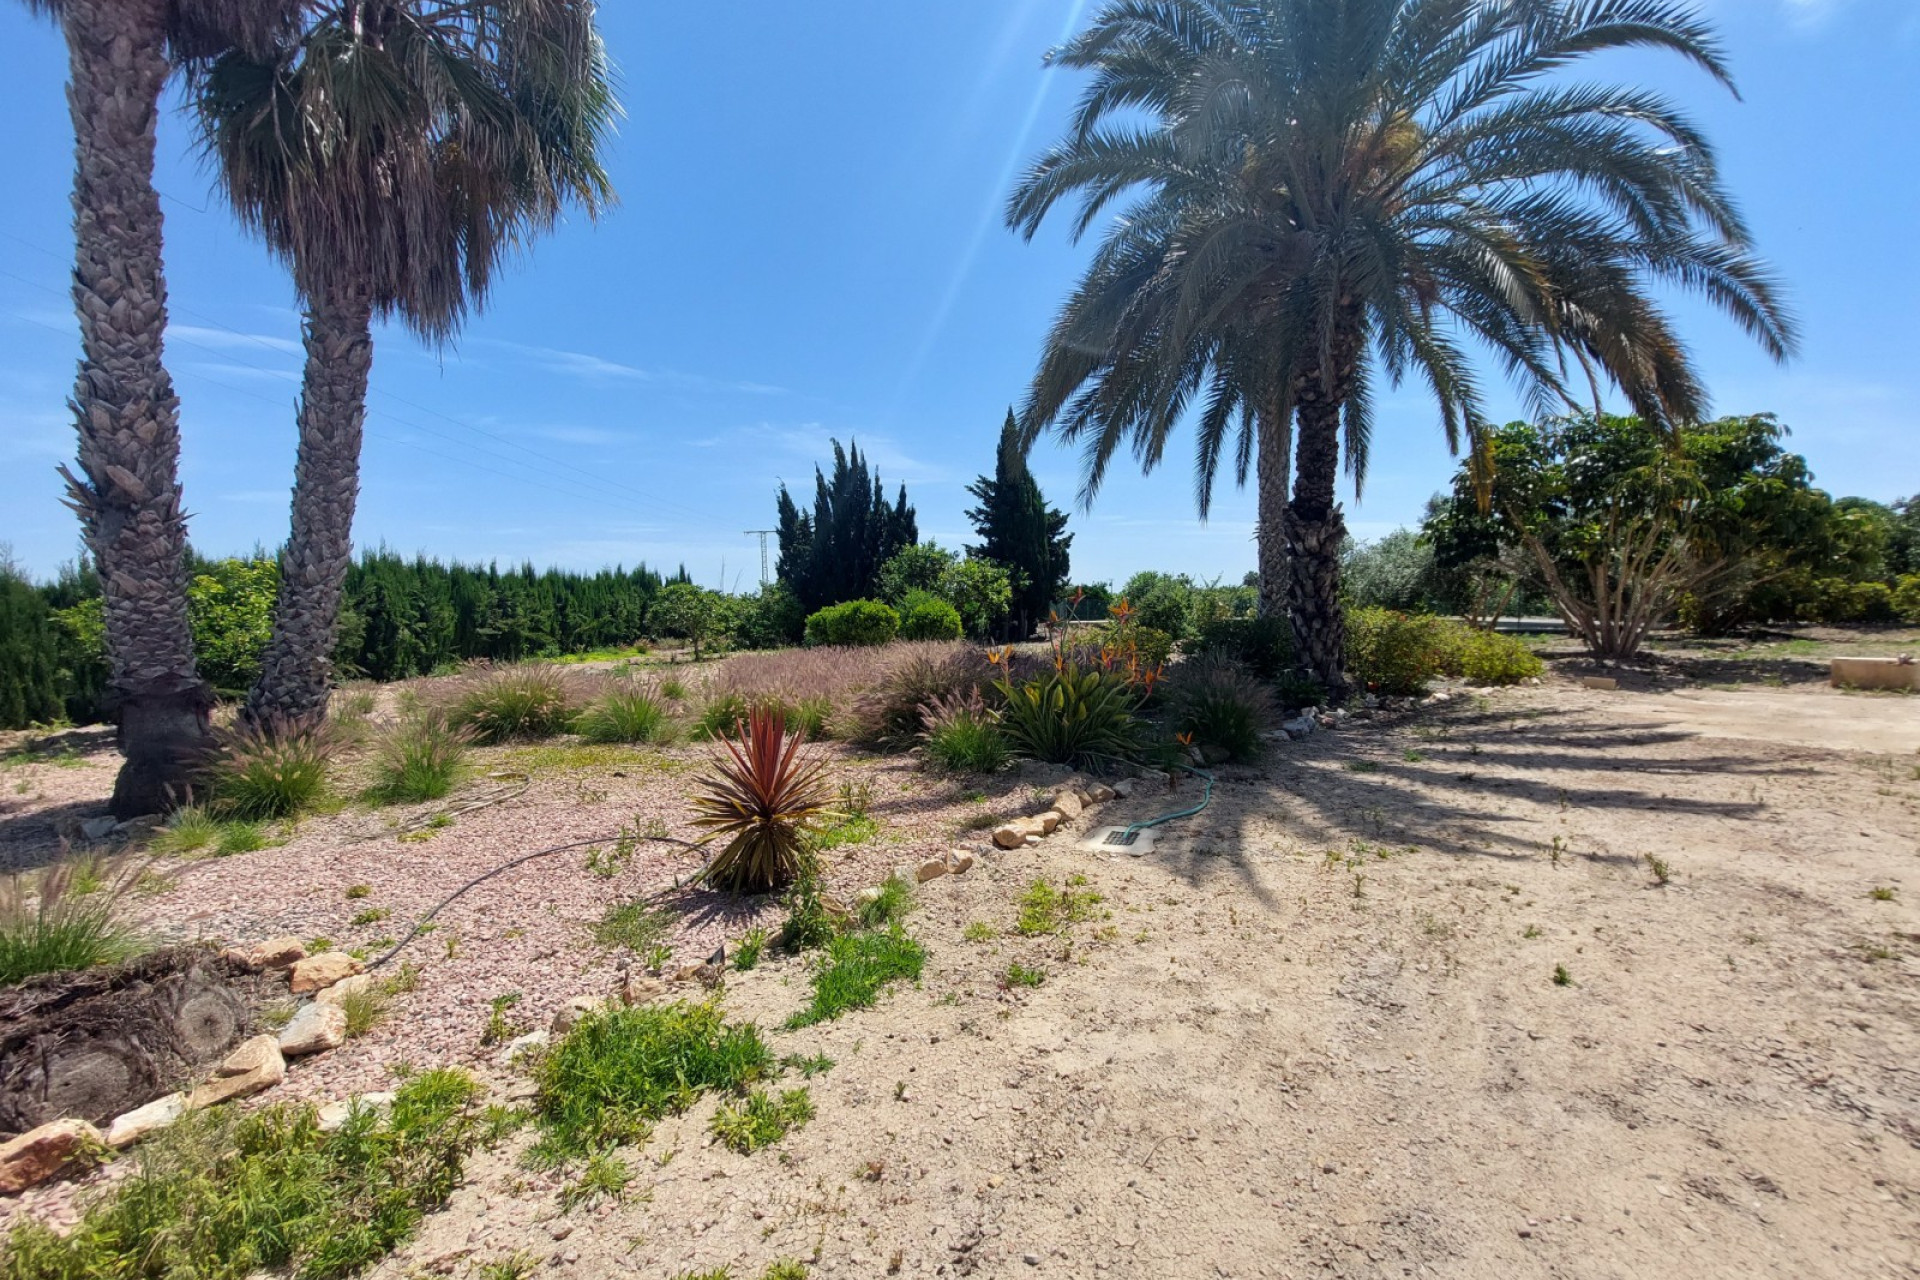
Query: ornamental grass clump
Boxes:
[
  {"xmin": 0, "ymin": 857, "xmax": 143, "ymax": 986},
  {"xmin": 574, "ymin": 682, "xmax": 675, "ymax": 744},
  {"xmin": 365, "ymin": 709, "xmax": 473, "ymax": 804},
  {"xmin": 205, "ymin": 719, "xmax": 333, "ymax": 820},
  {"xmin": 1163, "ymin": 654, "xmax": 1274, "ymax": 762},
  {"xmin": 918, "ymin": 689, "xmax": 1008, "ymax": 773},
  {"xmin": 454, "ymin": 666, "xmax": 575, "ymax": 743},
  {"xmin": 691, "ymin": 707, "xmax": 834, "ymax": 894}
]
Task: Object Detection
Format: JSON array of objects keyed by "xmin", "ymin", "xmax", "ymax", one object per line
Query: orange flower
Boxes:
[
  {"xmin": 1175, "ymin": 731, "xmax": 1194, "ymax": 747},
  {"xmin": 1110, "ymin": 597, "xmax": 1134, "ymax": 625}
]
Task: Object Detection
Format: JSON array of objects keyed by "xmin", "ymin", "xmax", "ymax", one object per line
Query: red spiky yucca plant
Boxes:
[{"xmin": 691, "ymin": 707, "xmax": 834, "ymax": 894}]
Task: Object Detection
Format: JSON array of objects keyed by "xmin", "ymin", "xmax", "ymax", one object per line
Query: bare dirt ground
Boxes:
[{"xmin": 3, "ymin": 656, "xmax": 1917, "ymax": 1279}]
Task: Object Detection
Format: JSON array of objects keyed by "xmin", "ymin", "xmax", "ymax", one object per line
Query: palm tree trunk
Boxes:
[
  {"xmin": 1285, "ymin": 372, "xmax": 1350, "ymax": 700},
  {"xmin": 245, "ymin": 292, "xmax": 376, "ymax": 727},
  {"xmin": 51, "ymin": 0, "xmax": 212, "ymax": 817},
  {"xmin": 1255, "ymin": 395, "xmax": 1292, "ymax": 620}
]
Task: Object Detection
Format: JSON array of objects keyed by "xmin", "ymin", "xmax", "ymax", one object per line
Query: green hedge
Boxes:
[
  {"xmin": 1346, "ymin": 607, "xmax": 1542, "ymax": 696},
  {"xmin": 804, "ymin": 599, "xmax": 900, "ymax": 647},
  {"xmin": 898, "ymin": 592, "xmax": 963, "ymax": 641}
]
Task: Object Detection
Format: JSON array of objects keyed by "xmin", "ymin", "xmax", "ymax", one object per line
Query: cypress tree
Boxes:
[
  {"xmin": 967, "ymin": 411, "xmax": 1072, "ymax": 632},
  {"xmin": 0, "ymin": 566, "xmax": 64, "ymax": 729},
  {"xmin": 775, "ymin": 439, "xmax": 918, "ymax": 612}
]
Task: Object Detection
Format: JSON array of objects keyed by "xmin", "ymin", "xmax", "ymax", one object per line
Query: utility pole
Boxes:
[{"xmin": 744, "ymin": 530, "xmax": 777, "ymax": 589}]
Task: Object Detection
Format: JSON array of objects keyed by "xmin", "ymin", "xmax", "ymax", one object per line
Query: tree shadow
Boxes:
[{"xmin": 0, "ymin": 799, "xmax": 111, "ymax": 875}]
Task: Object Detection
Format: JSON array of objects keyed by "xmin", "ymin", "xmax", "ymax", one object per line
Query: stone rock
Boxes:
[
  {"xmin": 622, "ymin": 973, "xmax": 668, "ymax": 1005},
  {"xmin": 855, "ymin": 885, "xmax": 884, "ymax": 908},
  {"xmin": 497, "ymin": 1029, "xmax": 549, "ymax": 1065},
  {"xmin": 1281, "ymin": 716, "xmax": 1315, "ymax": 738},
  {"xmin": 289, "ymin": 952, "xmax": 365, "ymax": 995},
  {"xmin": 672, "ymin": 962, "xmax": 723, "ymax": 988},
  {"xmin": 1016, "ymin": 760, "xmax": 1072, "ymax": 784},
  {"xmin": 1032, "ymin": 811, "xmax": 1059, "ymax": 835},
  {"xmin": 992, "ymin": 822, "xmax": 1032, "ymax": 850},
  {"xmin": 1201, "ymin": 744, "xmax": 1233, "ymax": 765},
  {"xmin": 315, "ymin": 973, "xmax": 374, "ymax": 1007},
  {"xmin": 1111, "ymin": 778, "xmax": 1136, "ymax": 798},
  {"xmin": 1187, "ymin": 745, "xmax": 1208, "ymax": 766},
  {"xmin": 277, "ymin": 1002, "xmax": 348, "ymax": 1057},
  {"xmin": 105, "ymin": 1092, "xmax": 189, "ymax": 1148},
  {"xmin": 317, "ymin": 1091, "xmax": 395, "ymax": 1133},
  {"xmin": 1050, "ymin": 792, "xmax": 1084, "ymax": 821},
  {"xmin": 1087, "ymin": 783, "xmax": 1115, "ymax": 804},
  {"xmin": 1581, "ymin": 675, "xmax": 1619, "ymax": 692},
  {"xmin": 551, "ymin": 996, "xmax": 604, "ymax": 1035},
  {"xmin": 248, "ymin": 936, "xmax": 307, "ymax": 970},
  {"xmin": 80, "ymin": 816, "xmax": 119, "ymax": 842},
  {"xmin": 1023, "ymin": 835, "xmax": 1042, "ymax": 847},
  {"xmin": 188, "ymin": 1035, "xmax": 285, "ymax": 1109},
  {"xmin": 947, "ymin": 850, "xmax": 975, "ymax": 875},
  {"xmin": 0, "ymin": 1119, "xmax": 103, "ymax": 1193},
  {"xmin": 915, "ymin": 858, "xmax": 949, "ymax": 884}
]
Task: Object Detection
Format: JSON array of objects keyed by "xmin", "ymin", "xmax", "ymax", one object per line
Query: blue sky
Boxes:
[{"xmin": 2, "ymin": 0, "xmax": 1915, "ymax": 588}]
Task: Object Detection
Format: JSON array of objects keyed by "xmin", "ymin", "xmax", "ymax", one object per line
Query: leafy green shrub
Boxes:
[
  {"xmin": 1118, "ymin": 572, "xmax": 1196, "ymax": 640},
  {"xmin": 1894, "ymin": 574, "xmax": 1920, "ymax": 623},
  {"xmin": 574, "ymin": 683, "xmax": 673, "ymax": 744},
  {"xmin": 207, "ymin": 721, "xmax": 332, "ymax": 820},
  {"xmin": 0, "ymin": 1069, "xmax": 482, "ymax": 1280},
  {"xmin": 1163, "ymin": 654, "xmax": 1274, "ymax": 761},
  {"xmin": 1273, "ymin": 670, "xmax": 1326, "ymax": 712},
  {"xmin": 898, "ymin": 592, "xmax": 964, "ymax": 642},
  {"xmin": 1345, "ymin": 607, "xmax": 1450, "ymax": 697},
  {"xmin": 1, "ymin": 858, "xmax": 141, "ymax": 985},
  {"xmin": 918, "ymin": 689, "xmax": 1008, "ymax": 772},
  {"xmin": 454, "ymin": 667, "xmax": 575, "ymax": 743},
  {"xmin": 1442, "ymin": 627, "xmax": 1544, "ymax": 685},
  {"xmin": 786, "ymin": 925, "xmax": 926, "ymax": 1028},
  {"xmin": 533, "ymin": 1003, "xmax": 773, "ymax": 1160},
  {"xmin": 1185, "ymin": 614, "xmax": 1294, "ymax": 679},
  {"xmin": 710, "ymin": 1087, "xmax": 814, "ymax": 1153},
  {"xmin": 365, "ymin": 710, "xmax": 472, "ymax": 804},
  {"xmin": 995, "ymin": 663, "xmax": 1144, "ymax": 768},
  {"xmin": 803, "ymin": 600, "xmax": 899, "ymax": 647}
]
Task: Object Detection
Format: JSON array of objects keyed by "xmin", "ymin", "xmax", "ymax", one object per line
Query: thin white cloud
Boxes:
[
  {"xmin": 181, "ymin": 361, "xmax": 300, "ymax": 384},
  {"xmin": 169, "ymin": 324, "xmax": 302, "ymax": 356},
  {"xmin": 475, "ymin": 338, "xmax": 787, "ymax": 396},
  {"xmin": 220, "ymin": 489, "xmax": 287, "ymax": 505}
]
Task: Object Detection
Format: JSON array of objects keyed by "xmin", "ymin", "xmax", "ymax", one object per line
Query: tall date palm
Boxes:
[
  {"xmin": 23, "ymin": 0, "xmax": 302, "ymax": 816},
  {"xmin": 1009, "ymin": 0, "xmax": 1793, "ymax": 694},
  {"xmin": 196, "ymin": 0, "xmax": 616, "ymax": 726}
]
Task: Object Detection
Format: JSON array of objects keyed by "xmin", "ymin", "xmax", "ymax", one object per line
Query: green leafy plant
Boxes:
[
  {"xmin": 1345, "ymin": 608, "xmax": 1451, "ymax": 697},
  {"xmin": 1, "ymin": 857, "xmax": 142, "ymax": 986},
  {"xmin": 1552, "ymin": 964, "xmax": 1573, "ymax": 987},
  {"xmin": 776, "ymin": 851, "xmax": 838, "ymax": 953},
  {"xmin": 1442, "ymin": 628, "xmax": 1544, "ymax": 685},
  {"xmin": 216, "ymin": 821, "xmax": 270, "ymax": 856},
  {"xmin": 454, "ymin": 666, "xmax": 575, "ymax": 743},
  {"xmin": 365, "ymin": 709, "xmax": 473, "ymax": 805},
  {"xmin": 558, "ymin": 1151, "xmax": 633, "ymax": 1211},
  {"xmin": 786, "ymin": 925, "xmax": 925, "ymax": 1028},
  {"xmin": 733, "ymin": 926, "xmax": 769, "ymax": 971},
  {"xmin": 532, "ymin": 1003, "xmax": 774, "ymax": 1161},
  {"xmin": 575, "ymin": 683, "xmax": 674, "ymax": 745},
  {"xmin": 1869, "ymin": 886, "xmax": 1897, "ymax": 902},
  {"xmin": 0, "ymin": 1069, "xmax": 483, "ymax": 1280},
  {"xmin": 1162, "ymin": 653, "xmax": 1273, "ymax": 762},
  {"xmin": 897, "ymin": 593, "xmax": 964, "ymax": 642},
  {"xmin": 691, "ymin": 707, "xmax": 834, "ymax": 894},
  {"xmin": 993, "ymin": 660, "xmax": 1144, "ymax": 768},
  {"xmin": 206, "ymin": 720, "xmax": 333, "ymax": 820},
  {"xmin": 962, "ymin": 920, "xmax": 997, "ymax": 942},
  {"xmin": 149, "ymin": 806, "xmax": 222, "ymax": 856},
  {"xmin": 710, "ymin": 1087, "xmax": 815, "ymax": 1154}
]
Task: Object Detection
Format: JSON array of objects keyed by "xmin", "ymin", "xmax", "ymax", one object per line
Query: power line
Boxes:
[{"xmin": 743, "ymin": 529, "xmax": 777, "ymax": 588}]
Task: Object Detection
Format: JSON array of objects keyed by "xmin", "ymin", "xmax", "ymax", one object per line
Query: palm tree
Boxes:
[
  {"xmin": 1008, "ymin": 0, "xmax": 1793, "ymax": 695},
  {"xmin": 195, "ymin": 0, "xmax": 617, "ymax": 727},
  {"xmin": 23, "ymin": 0, "xmax": 302, "ymax": 816}
]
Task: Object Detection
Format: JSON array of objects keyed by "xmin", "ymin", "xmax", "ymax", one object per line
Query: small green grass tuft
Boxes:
[
  {"xmin": 710, "ymin": 1087, "xmax": 815, "ymax": 1154},
  {"xmin": 1015, "ymin": 878, "xmax": 1103, "ymax": 936},
  {"xmin": 856, "ymin": 876, "xmax": 914, "ymax": 929},
  {"xmin": 812, "ymin": 812, "xmax": 880, "ymax": 851},
  {"xmin": 1, "ymin": 858, "xmax": 142, "ymax": 986},
  {"xmin": 594, "ymin": 901, "xmax": 675, "ymax": 954},
  {"xmin": 780, "ymin": 1052, "xmax": 834, "ymax": 1078},
  {"xmin": 345, "ymin": 884, "xmax": 372, "ymax": 899},
  {"xmin": 349, "ymin": 908, "xmax": 391, "ymax": 927},
  {"xmin": 149, "ymin": 806, "xmax": 222, "ymax": 856},
  {"xmin": 558, "ymin": 1151, "xmax": 634, "ymax": 1211},
  {"xmin": 1868, "ymin": 886, "xmax": 1896, "ymax": 902},
  {"xmin": 786, "ymin": 926, "xmax": 926, "ymax": 1028},
  {"xmin": 962, "ymin": 920, "xmax": 997, "ymax": 942},
  {"xmin": 734, "ymin": 926, "xmax": 769, "ymax": 971},
  {"xmin": 1552, "ymin": 964, "xmax": 1572, "ymax": 986},
  {"xmin": 476, "ymin": 1252, "xmax": 542, "ymax": 1280},
  {"xmin": 1644, "ymin": 852, "xmax": 1673, "ymax": 886},
  {"xmin": 215, "ymin": 821, "xmax": 270, "ymax": 856},
  {"xmin": 1003, "ymin": 962, "xmax": 1045, "ymax": 988}
]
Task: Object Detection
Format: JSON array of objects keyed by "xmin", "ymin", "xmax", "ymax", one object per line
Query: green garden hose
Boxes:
[{"xmin": 1115, "ymin": 763, "xmax": 1214, "ymax": 844}]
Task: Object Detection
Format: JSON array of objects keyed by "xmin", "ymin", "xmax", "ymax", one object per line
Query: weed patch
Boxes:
[
  {"xmin": 1015, "ymin": 877, "xmax": 1103, "ymax": 936},
  {"xmin": 710, "ymin": 1087, "xmax": 815, "ymax": 1153},
  {"xmin": 594, "ymin": 902, "xmax": 675, "ymax": 954},
  {"xmin": 786, "ymin": 926, "xmax": 926, "ymax": 1028}
]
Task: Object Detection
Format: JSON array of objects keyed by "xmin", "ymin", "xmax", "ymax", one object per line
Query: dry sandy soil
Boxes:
[{"xmin": 2, "ymin": 654, "xmax": 1917, "ymax": 1279}]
